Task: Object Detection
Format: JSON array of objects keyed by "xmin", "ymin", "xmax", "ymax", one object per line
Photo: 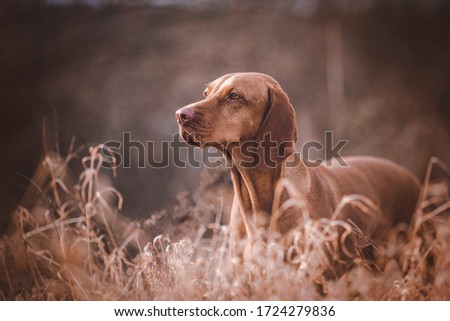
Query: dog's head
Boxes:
[{"xmin": 176, "ymin": 72, "xmax": 297, "ymax": 166}]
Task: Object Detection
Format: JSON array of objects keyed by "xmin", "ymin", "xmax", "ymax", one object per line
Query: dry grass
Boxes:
[{"xmin": 0, "ymin": 146, "xmax": 449, "ymax": 300}]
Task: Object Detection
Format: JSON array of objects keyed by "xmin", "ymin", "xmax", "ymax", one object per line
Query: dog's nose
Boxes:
[{"xmin": 175, "ymin": 107, "xmax": 195, "ymax": 124}]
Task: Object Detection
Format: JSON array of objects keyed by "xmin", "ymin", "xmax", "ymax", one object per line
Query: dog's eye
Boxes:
[
  {"xmin": 203, "ymin": 90, "xmax": 208, "ymax": 97},
  {"xmin": 229, "ymin": 92, "xmax": 240, "ymax": 100}
]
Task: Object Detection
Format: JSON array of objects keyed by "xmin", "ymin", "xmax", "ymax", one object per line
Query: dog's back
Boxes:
[{"xmin": 282, "ymin": 155, "xmax": 421, "ymax": 243}]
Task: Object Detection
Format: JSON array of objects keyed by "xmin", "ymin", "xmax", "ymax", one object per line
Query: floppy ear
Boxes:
[{"xmin": 255, "ymin": 83, "xmax": 297, "ymax": 168}]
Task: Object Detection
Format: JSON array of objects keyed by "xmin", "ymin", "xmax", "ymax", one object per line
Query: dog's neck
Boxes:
[{"xmin": 223, "ymin": 143, "xmax": 297, "ymax": 233}]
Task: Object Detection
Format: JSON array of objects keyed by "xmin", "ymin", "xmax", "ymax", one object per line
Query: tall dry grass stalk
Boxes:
[{"xmin": 0, "ymin": 146, "xmax": 449, "ymax": 300}]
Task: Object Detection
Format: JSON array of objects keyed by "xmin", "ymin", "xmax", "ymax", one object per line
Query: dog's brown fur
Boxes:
[{"xmin": 176, "ymin": 72, "xmax": 421, "ymax": 255}]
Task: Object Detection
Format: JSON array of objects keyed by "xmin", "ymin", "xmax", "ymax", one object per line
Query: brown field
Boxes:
[
  {"xmin": 1, "ymin": 1, "xmax": 450, "ymax": 301},
  {"xmin": 0, "ymin": 146, "xmax": 448, "ymax": 300}
]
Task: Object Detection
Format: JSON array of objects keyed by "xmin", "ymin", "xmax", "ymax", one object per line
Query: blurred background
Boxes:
[{"xmin": 1, "ymin": 0, "xmax": 449, "ymax": 231}]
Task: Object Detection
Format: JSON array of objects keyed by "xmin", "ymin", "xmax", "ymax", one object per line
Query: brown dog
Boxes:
[{"xmin": 176, "ymin": 72, "xmax": 421, "ymax": 257}]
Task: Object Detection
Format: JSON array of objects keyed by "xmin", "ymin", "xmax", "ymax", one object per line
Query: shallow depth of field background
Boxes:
[{"xmin": 0, "ymin": 0, "xmax": 449, "ymax": 300}]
